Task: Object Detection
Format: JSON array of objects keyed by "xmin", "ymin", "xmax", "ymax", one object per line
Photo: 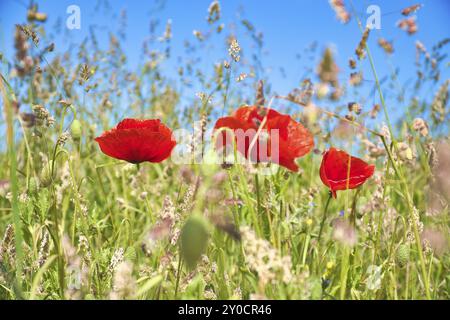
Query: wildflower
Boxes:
[
  {"xmin": 241, "ymin": 226, "xmax": 293, "ymax": 285},
  {"xmin": 329, "ymin": 0, "xmax": 350, "ymax": 23},
  {"xmin": 348, "ymin": 102, "xmax": 362, "ymax": 115},
  {"xmin": 17, "ymin": 24, "xmax": 39, "ymax": 45},
  {"xmin": 109, "ymin": 248, "xmax": 125, "ymax": 273},
  {"xmin": 0, "ymin": 225, "xmax": 14, "ymax": 264},
  {"xmin": 370, "ymin": 104, "xmax": 381, "ymax": 119},
  {"xmin": 32, "ymin": 104, "xmax": 54, "ymax": 127},
  {"xmin": 193, "ymin": 30, "xmax": 204, "ymax": 41},
  {"xmin": 397, "ymin": 17, "xmax": 418, "ymax": 35},
  {"xmin": 95, "ymin": 118, "xmax": 176, "ymax": 164},
  {"xmin": 159, "ymin": 19, "xmax": 172, "ymax": 41},
  {"xmin": 110, "ymin": 261, "xmax": 136, "ymax": 299},
  {"xmin": 332, "ymin": 217, "xmax": 357, "ymax": 246},
  {"xmin": 57, "ymin": 132, "xmax": 70, "ymax": 147},
  {"xmin": 415, "ymin": 40, "xmax": 427, "ymax": 54},
  {"xmin": 207, "ymin": 1, "xmax": 221, "ymax": 24},
  {"xmin": 286, "ymin": 79, "xmax": 314, "ymax": 105},
  {"xmin": 232, "ymin": 287, "xmax": 242, "ymax": 299},
  {"xmin": 236, "ymin": 73, "xmax": 247, "ymax": 82},
  {"xmin": 317, "ymin": 48, "xmax": 339, "ymax": 87},
  {"xmin": 36, "ymin": 230, "xmax": 50, "ymax": 268},
  {"xmin": 362, "ymin": 139, "xmax": 385, "ymax": 159},
  {"xmin": 348, "ymin": 58, "xmax": 356, "ymax": 69},
  {"xmin": 355, "ymin": 28, "xmax": 370, "ymax": 60},
  {"xmin": 349, "ymin": 72, "xmax": 363, "ymax": 86},
  {"xmin": 378, "ymin": 38, "xmax": 394, "ymax": 54},
  {"xmin": 228, "ymin": 38, "xmax": 241, "ymax": 62},
  {"xmin": 204, "ymin": 289, "xmax": 217, "ymax": 300},
  {"xmin": 320, "ymin": 148, "xmax": 375, "ymax": 198},
  {"xmin": 431, "ymin": 80, "xmax": 449, "ymax": 124},
  {"xmin": 196, "ymin": 92, "xmax": 211, "ymax": 103},
  {"xmin": 27, "ymin": 7, "xmax": 47, "ymax": 22},
  {"xmin": 214, "ymin": 105, "xmax": 314, "ymax": 172},
  {"xmin": 255, "ymin": 80, "xmax": 265, "ymax": 107},
  {"xmin": 412, "ymin": 118, "xmax": 429, "ymax": 137},
  {"xmin": 406, "ymin": 207, "xmax": 424, "ymax": 243},
  {"xmin": 396, "ymin": 142, "xmax": 415, "ymax": 162},
  {"xmin": 78, "ymin": 64, "xmax": 93, "ymax": 85},
  {"xmin": 401, "ymin": 4, "xmax": 422, "ymax": 16},
  {"xmin": 180, "ymin": 183, "xmax": 196, "ymax": 213}
]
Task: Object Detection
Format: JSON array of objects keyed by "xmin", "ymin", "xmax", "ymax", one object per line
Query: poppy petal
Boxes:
[
  {"xmin": 320, "ymin": 147, "xmax": 375, "ymax": 197},
  {"xmin": 213, "ymin": 105, "xmax": 314, "ymax": 171},
  {"xmin": 95, "ymin": 118, "xmax": 176, "ymax": 164}
]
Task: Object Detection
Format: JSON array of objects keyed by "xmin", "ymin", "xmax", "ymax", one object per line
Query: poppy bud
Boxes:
[
  {"xmin": 180, "ymin": 215, "xmax": 209, "ymax": 269},
  {"xmin": 396, "ymin": 244, "xmax": 410, "ymax": 267},
  {"xmin": 40, "ymin": 160, "xmax": 54, "ymax": 188},
  {"xmin": 71, "ymin": 119, "xmax": 82, "ymax": 140}
]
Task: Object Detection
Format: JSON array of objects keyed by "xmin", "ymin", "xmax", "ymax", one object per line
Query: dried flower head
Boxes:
[
  {"xmin": 402, "ymin": 4, "xmax": 422, "ymax": 16},
  {"xmin": 207, "ymin": 1, "xmax": 221, "ymax": 24},
  {"xmin": 412, "ymin": 118, "xmax": 429, "ymax": 137},
  {"xmin": 317, "ymin": 47, "xmax": 339, "ymax": 87},
  {"xmin": 355, "ymin": 28, "xmax": 370, "ymax": 60},
  {"xmin": 348, "ymin": 102, "xmax": 362, "ymax": 115},
  {"xmin": 431, "ymin": 80, "xmax": 449, "ymax": 124},
  {"xmin": 329, "ymin": 0, "xmax": 350, "ymax": 23},
  {"xmin": 349, "ymin": 72, "xmax": 363, "ymax": 86},
  {"xmin": 378, "ymin": 38, "xmax": 394, "ymax": 54},
  {"xmin": 398, "ymin": 17, "xmax": 418, "ymax": 35},
  {"xmin": 370, "ymin": 104, "xmax": 381, "ymax": 119},
  {"xmin": 228, "ymin": 38, "xmax": 241, "ymax": 62}
]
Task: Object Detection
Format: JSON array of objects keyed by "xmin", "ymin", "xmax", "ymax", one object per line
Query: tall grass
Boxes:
[{"xmin": 0, "ymin": 1, "xmax": 448, "ymax": 300}]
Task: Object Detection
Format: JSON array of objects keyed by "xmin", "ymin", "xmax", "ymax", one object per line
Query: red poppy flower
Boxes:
[
  {"xmin": 95, "ymin": 118, "xmax": 176, "ymax": 164},
  {"xmin": 320, "ymin": 147, "xmax": 375, "ymax": 198},
  {"xmin": 213, "ymin": 105, "xmax": 314, "ymax": 171}
]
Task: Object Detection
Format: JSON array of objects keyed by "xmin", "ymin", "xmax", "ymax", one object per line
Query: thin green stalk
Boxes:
[
  {"xmin": 318, "ymin": 192, "xmax": 332, "ymax": 243},
  {"xmin": 339, "ymin": 245, "xmax": 350, "ymax": 300},
  {"xmin": 174, "ymin": 253, "xmax": 183, "ymax": 298},
  {"xmin": 1, "ymin": 74, "xmax": 24, "ymax": 298},
  {"xmin": 350, "ymin": 4, "xmax": 431, "ymax": 299}
]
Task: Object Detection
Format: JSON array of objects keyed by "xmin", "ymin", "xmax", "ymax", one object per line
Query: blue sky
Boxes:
[{"xmin": 0, "ymin": 0, "xmax": 449, "ymax": 123}]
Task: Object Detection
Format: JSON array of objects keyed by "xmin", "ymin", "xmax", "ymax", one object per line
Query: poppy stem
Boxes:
[
  {"xmin": 318, "ymin": 191, "xmax": 333, "ymax": 243},
  {"xmin": 349, "ymin": 187, "xmax": 362, "ymax": 227}
]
